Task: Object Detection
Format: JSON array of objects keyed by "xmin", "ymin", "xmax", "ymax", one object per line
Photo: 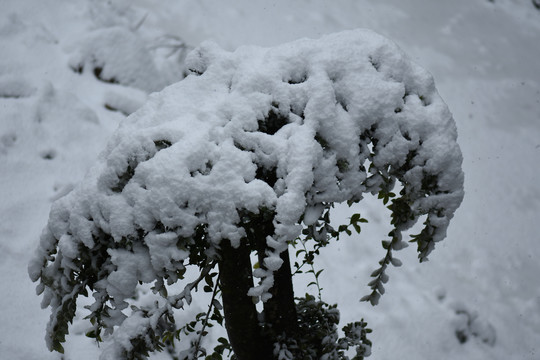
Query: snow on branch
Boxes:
[{"xmin": 29, "ymin": 29, "xmax": 463, "ymax": 357}]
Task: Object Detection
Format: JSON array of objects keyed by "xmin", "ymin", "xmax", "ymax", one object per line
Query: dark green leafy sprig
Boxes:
[
  {"xmin": 292, "ymin": 206, "xmax": 367, "ymax": 300},
  {"xmin": 274, "ymin": 294, "xmax": 372, "ymax": 360},
  {"xmin": 337, "ymin": 213, "xmax": 369, "ymax": 237},
  {"xmin": 360, "ymin": 229, "xmax": 405, "ymax": 306}
]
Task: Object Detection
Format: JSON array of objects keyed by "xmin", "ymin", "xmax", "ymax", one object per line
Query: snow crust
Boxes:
[{"xmin": 29, "ymin": 29, "xmax": 463, "ymax": 356}]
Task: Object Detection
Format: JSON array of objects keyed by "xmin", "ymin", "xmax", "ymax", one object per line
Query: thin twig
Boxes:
[{"xmin": 193, "ymin": 272, "xmax": 221, "ymax": 357}]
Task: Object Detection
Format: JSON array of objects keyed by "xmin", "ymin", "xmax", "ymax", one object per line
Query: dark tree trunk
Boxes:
[
  {"xmin": 251, "ymin": 210, "xmax": 298, "ymax": 340},
  {"xmin": 218, "ymin": 240, "xmax": 273, "ymax": 360},
  {"xmin": 218, "ymin": 204, "xmax": 297, "ymax": 360},
  {"xmin": 260, "ymin": 247, "xmax": 298, "ymax": 338}
]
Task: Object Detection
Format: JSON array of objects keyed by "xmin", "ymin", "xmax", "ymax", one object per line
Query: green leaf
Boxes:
[
  {"xmin": 360, "ymin": 295, "xmax": 371, "ymax": 302},
  {"xmin": 205, "ymin": 274, "xmax": 214, "ymax": 287},
  {"xmin": 52, "ymin": 342, "xmax": 64, "ymax": 354},
  {"xmin": 370, "ymin": 268, "xmax": 382, "ymax": 277}
]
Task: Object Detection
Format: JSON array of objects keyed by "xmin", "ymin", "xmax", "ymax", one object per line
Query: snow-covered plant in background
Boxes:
[
  {"xmin": 29, "ymin": 29, "xmax": 464, "ymax": 360},
  {"xmin": 68, "ymin": 0, "xmax": 190, "ymax": 95},
  {"xmin": 68, "ymin": 26, "xmax": 169, "ymax": 93}
]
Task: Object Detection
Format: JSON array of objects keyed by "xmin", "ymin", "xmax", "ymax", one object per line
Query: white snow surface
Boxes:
[{"xmin": 1, "ymin": 0, "xmax": 539, "ymax": 359}]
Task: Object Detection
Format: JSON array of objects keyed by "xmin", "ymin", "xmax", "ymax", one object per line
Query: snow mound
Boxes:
[
  {"xmin": 69, "ymin": 26, "xmax": 168, "ymax": 92},
  {"xmin": 29, "ymin": 29, "xmax": 463, "ymax": 357}
]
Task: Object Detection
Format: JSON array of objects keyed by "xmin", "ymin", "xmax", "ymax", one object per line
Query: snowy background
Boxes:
[{"xmin": 1, "ymin": 0, "xmax": 539, "ymax": 359}]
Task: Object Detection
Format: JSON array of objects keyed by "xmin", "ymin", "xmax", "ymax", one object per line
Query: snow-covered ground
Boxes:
[{"xmin": 1, "ymin": 0, "xmax": 539, "ymax": 359}]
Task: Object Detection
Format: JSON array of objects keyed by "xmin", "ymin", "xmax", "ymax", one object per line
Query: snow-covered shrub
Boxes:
[
  {"xmin": 69, "ymin": 26, "xmax": 168, "ymax": 92},
  {"xmin": 68, "ymin": 1, "xmax": 190, "ymax": 94},
  {"xmin": 29, "ymin": 29, "xmax": 464, "ymax": 359}
]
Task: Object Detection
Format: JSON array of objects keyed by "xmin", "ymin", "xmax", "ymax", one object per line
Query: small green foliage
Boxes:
[
  {"xmin": 111, "ymin": 164, "xmax": 136, "ymax": 193},
  {"xmin": 52, "ymin": 341, "xmax": 64, "ymax": 354},
  {"xmin": 340, "ymin": 320, "xmax": 372, "ymax": 359},
  {"xmin": 257, "ymin": 107, "xmax": 288, "ymax": 135},
  {"xmin": 378, "ymin": 189, "xmax": 396, "ymax": 206},
  {"xmin": 315, "ymin": 133, "xmax": 330, "ymax": 150},
  {"xmin": 409, "ymin": 217, "xmax": 437, "ymax": 262},
  {"xmin": 334, "ymin": 212, "xmax": 367, "ymax": 237},
  {"xmin": 154, "ymin": 139, "xmax": 172, "ymax": 151},
  {"xmin": 349, "ymin": 213, "xmax": 368, "ymax": 234},
  {"xmin": 274, "ymin": 294, "xmax": 372, "ymax": 360},
  {"xmin": 337, "ymin": 158, "xmax": 350, "ymax": 172}
]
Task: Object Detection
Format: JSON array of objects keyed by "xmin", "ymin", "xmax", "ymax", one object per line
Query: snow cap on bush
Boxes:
[{"xmin": 29, "ymin": 29, "xmax": 463, "ymax": 357}]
